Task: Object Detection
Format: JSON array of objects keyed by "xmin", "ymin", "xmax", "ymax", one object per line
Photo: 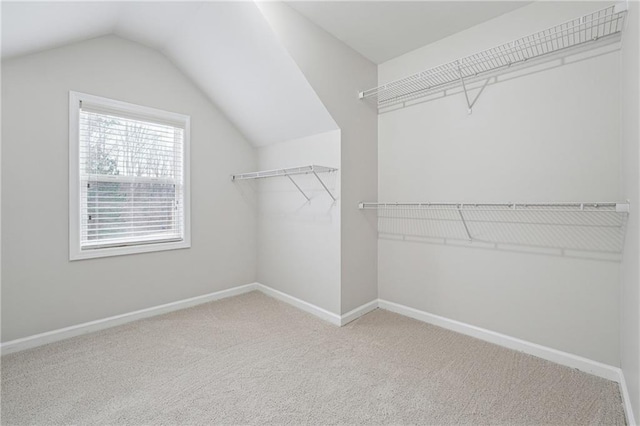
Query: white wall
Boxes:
[
  {"xmin": 256, "ymin": 130, "xmax": 341, "ymax": 314},
  {"xmin": 1, "ymin": 36, "xmax": 257, "ymax": 342},
  {"xmin": 1, "ymin": 2, "xmax": 339, "ymax": 148},
  {"xmin": 257, "ymin": 2, "xmax": 379, "ymax": 314},
  {"xmin": 620, "ymin": 0, "xmax": 640, "ymax": 420},
  {"xmin": 162, "ymin": 1, "xmax": 338, "ymax": 147},
  {"xmin": 377, "ymin": 2, "xmax": 622, "ymax": 365}
]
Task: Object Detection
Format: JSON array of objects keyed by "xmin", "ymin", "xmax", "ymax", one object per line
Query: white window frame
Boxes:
[{"xmin": 69, "ymin": 91, "xmax": 191, "ymax": 260}]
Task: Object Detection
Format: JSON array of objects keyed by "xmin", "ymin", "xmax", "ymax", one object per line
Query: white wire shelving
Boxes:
[
  {"xmin": 359, "ymin": 4, "xmax": 627, "ymax": 112},
  {"xmin": 359, "ymin": 202, "xmax": 630, "ymax": 259},
  {"xmin": 231, "ymin": 165, "xmax": 338, "ymax": 201},
  {"xmin": 359, "ymin": 201, "xmax": 630, "ymax": 212}
]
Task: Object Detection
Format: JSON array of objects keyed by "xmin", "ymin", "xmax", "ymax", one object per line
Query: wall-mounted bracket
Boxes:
[
  {"xmin": 456, "ymin": 204, "xmax": 473, "ymax": 240},
  {"xmin": 312, "ymin": 171, "xmax": 336, "ymax": 201},
  {"xmin": 456, "ymin": 61, "xmax": 473, "ymax": 114},
  {"xmin": 286, "ymin": 174, "xmax": 310, "ymax": 201}
]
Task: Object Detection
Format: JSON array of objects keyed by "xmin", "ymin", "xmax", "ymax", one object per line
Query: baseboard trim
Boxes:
[
  {"xmin": 620, "ymin": 371, "xmax": 638, "ymax": 425},
  {"xmin": 1, "ymin": 283, "xmax": 258, "ymax": 355},
  {"xmin": 340, "ymin": 300, "xmax": 379, "ymax": 326},
  {"xmin": 3, "ymin": 282, "xmax": 630, "ymax": 412},
  {"xmin": 1, "ymin": 282, "xmax": 368, "ymax": 355},
  {"xmin": 377, "ymin": 299, "xmax": 622, "ymax": 383},
  {"xmin": 254, "ymin": 283, "xmax": 341, "ymax": 326}
]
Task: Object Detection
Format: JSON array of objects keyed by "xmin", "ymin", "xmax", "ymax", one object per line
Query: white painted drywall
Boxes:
[
  {"xmin": 620, "ymin": 0, "xmax": 640, "ymax": 420},
  {"xmin": 1, "ymin": 1, "xmax": 121, "ymax": 58},
  {"xmin": 1, "ymin": 36, "xmax": 257, "ymax": 342},
  {"xmin": 377, "ymin": 2, "xmax": 622, "ymax": 365},
  {"xmin": 255, "ymin": 130, "xmax": 341, "ymax": 314},
  {"xmin": 257, "ymin": 2, "xmax": 379, "ymax": 314},
  {"xmin": 2, "ymin": 2, "xmax": 338, "ymax": 148},
  {"xmin": 163, "ymin": 2, "xmax": 337, "ymax": 147},
  {"xmin": 287, "ymin": 1, "xmax": 529, "ymax": 64}
]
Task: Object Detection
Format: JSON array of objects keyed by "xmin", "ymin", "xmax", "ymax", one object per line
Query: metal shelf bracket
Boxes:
[
  {"xmin": 456, "ymin": 61, "xmax": 473, "ymax": 115},
  {"xmin": 457, "ymin": 204, "xmax": 473, "ymax": 240},
  {"xmin": 286, "ymin": 174, "xmax": 310, "ymax": 202}
]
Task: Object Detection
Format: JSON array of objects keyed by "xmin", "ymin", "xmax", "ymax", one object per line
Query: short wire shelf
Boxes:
[
  {"xmin": 359, "ymin": 202, "xmax": 630, "ymax": 259},
  {"xmin": 359, "ymin": 5, "xmax": 627, "ymax": 111},
  {"xmin": 232, "ymin": 165, "xmax": 338, "ymax": 201}
]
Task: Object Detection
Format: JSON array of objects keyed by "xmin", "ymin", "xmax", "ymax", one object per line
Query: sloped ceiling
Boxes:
[
  {"xmin": 287, "ymin": 1, "xmax": 530, "ymax": 64},
  {"xmin": 1, "ymin": 1, "xmax": 338, "ymax": 147}
]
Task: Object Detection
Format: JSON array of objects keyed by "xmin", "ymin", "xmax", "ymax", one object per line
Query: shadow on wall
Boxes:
[
  {"xmin": 235, "ymin": 172, "xmax": 339, "ymax": 220},
  {"xmin": 373, "ymin": 205, "xmax": 628, "ymax": 262}
]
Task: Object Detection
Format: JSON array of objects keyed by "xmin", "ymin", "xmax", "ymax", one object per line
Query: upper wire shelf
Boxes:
[
  {"xmin": 359, "ymin": 202, "xmax": 630, "ymax": 260},
  {"xmin": 232, "ymin": 165, "xmax": 338, "ymax": 201},
  {"xmin": 359, "ymin": 5, "xmax": 627, "ymax": 112}
]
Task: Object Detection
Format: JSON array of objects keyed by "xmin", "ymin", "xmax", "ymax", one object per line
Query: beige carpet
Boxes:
[{"xmin": 1, "ymin": 291, "xmax": 626, "ymax": 425}]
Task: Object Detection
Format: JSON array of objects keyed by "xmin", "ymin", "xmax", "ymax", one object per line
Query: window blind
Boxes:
[{"xmin": 78, "ymin": 104, "xmax": 185, "ymax": 250}]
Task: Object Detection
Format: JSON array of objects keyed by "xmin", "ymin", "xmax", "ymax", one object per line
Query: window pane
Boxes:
[
  {"xmin": 78, "ymin": 106, "xmax": 184, "ymax": 249},
  {"xmin": 82, "ymin": 180, "xmax": 182, "ymax": 246},
  {"xmin": 80, "ymin": 110, "xmax": 183, "ymax": 180}
]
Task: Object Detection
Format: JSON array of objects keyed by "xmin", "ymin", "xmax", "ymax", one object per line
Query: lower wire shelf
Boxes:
[{"xmin": 359, "ymin": 201, "xmax": 630, "ymax": 259}]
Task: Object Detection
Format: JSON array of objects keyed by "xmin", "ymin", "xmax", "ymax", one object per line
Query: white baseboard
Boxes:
[
  {"xmin": 377, "ymin": 299, "xmax": 622, "ymax": 383},
  {"xmin": 254, "ymin": 283, "xmax": 341, "ymax": 326},
  {"xmin": 381, "ymin": 296, "xmax": 638, "ymax": 423},
  {"xmin": 340, "ymin": 299, "xmax": 379, "ymax": 326},
  {"xmin": 1, "ymin": 282, "xmax": 373, "ymax": 356},
  {"xmin": 254, "ymin": 283, "xmax": 378, "ymax": 327},
  {"xmin": 620, "ymin": 371, "xmax": 638, "ymax": 425},
  {"xmin": 3, "ymin": 281, "xmax": 632, "ymax": 423},
  {"xmin": 1, "ymin": 283, "xmax": 258, "ymax": 355}
]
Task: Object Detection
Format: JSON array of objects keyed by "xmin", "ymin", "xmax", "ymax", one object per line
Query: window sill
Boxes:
[{"xmin": 70, "ymin": 239, "xmax": 190, "ymax": 261}]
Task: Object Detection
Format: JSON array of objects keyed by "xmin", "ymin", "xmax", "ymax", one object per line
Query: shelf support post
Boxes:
[
  {"xmin": 312, "ymin": 171, "xmax": 337, "ymax": 201},
  {"xmin": 456, "ymin": 61, "xmax": 473, "ymax": 115},
  {"xmin": 286, "ymin": 174, "xmax": 310, "ymax": 202},
  {"xmin": 457, "ymin": 205, "xmax": 473, "ymax": 241}
]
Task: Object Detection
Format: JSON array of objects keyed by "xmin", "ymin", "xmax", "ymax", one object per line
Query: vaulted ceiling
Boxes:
[
  {"xmin": 286, "ymin": 1, "xmax": 530, "ymax": 64},
  {"xmin": 2, "ymin": 1, "xmax": 534, "ymax": 145},
  {"xmin": 1, "ymin": 1, "xmax": 338, "ymax": 147}
]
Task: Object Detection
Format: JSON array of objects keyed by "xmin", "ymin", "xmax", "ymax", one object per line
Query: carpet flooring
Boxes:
[{"xmin": 1, "ymin": 291, "xmax": 626, "ymax": 425}]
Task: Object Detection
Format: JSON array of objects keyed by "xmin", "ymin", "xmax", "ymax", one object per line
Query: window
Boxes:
[{"xmin": 69, "ymin": 92, "xmax": 190, "ymax": 260}]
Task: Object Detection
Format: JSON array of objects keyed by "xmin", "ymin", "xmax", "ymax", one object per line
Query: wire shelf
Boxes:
[
  {"xmin": 359, "ymin": 5, "xmax": 627, "ymax": 111},
  {"xmin": 359, "ymin": 202, "xmax": 630, "ymax": 212},
  {"xmin": 232, "ymin": 165, "xmax": 338, "ymax": 201},
  {"xmin": 231, "ymin": 165, "xmax": 337, "ymax": 181},
  {"xmin": 359, "ymin": 202, "xmax": 630, "ymax": 259}
]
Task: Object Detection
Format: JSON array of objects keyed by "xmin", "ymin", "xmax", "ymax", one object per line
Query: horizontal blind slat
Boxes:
[
  {"xmin": 79, "ymin": 139, "xmax": 181, "ymax": 152},
  {"xmin": 78, "ymin": 122, "xmax": 182, "ymax": 136},
  {"xmin": 83, "ymin": 211, "xmax": 179, "ymax": 215},
  {"xmin": 83, "ymin": 231, "xmax": 183, "ymax": 240},
  {"xmin": 82, "ymin": 236, "xmax": 183, "ymax": 250},
  {"xmin": 83, "ymin": 223, "xmax": 180, "ymax": 233}
]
